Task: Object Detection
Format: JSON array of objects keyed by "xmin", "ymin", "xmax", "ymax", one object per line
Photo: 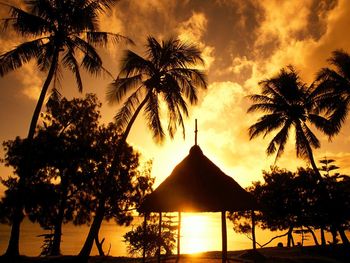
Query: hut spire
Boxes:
[{"xmin": 195, "ymin": 119, "xmax": 198, "ymax": 145}]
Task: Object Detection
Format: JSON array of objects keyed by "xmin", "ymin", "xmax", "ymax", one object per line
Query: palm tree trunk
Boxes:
[
  {"xmin": 306, "ymin": 226, "xmax": 319, "ymax": 246},
  {"xmin": 4, "ymin": 208, "xmax": 24, "ymax": 257},
  {"xmin": 78, "ymin": 197, "xmax": 106, "ymax": 258},
  {"xmin": 4, "ymin": 49, "xmax": 59, "ymax": 257},
  {"xmin": 287, "ymin": 226, "xmax": 294, "ymax": 247},
  {"xmin": 320, "ymin": 228, "xmax": 326, "ymax": 246},
  {"xmin": 94, "ymin": 233, "xmax": 105, "ymax": 256},
  {"xmin": 51, "ymin": 178, "xmax": 68, "ymax": 256},
  {"xmin": 338, "ymin": 226, "xmax": 349, "ymax": 246},
  {"xmin": 79, "ymin": 95, "xmax": 150, "ymax": 257},
  {"xmin": 28, "ymin": 49, "xmax": 59, "ymax": 140},
  {"xmin": 304, "ymin": 142, "xmax": 322, "ymax": 178},
  {"xmin": 251, "ymin": 210, "xmax": 256, "ymax": 250},
  {"xmin": 121, "ymin": 95, "xmax": 150, "ymax": 142}
]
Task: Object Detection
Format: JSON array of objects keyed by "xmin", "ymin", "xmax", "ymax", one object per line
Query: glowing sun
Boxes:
[{"xmin": 181, "ymin": 213, "xmax": 211, "ymax": 254}]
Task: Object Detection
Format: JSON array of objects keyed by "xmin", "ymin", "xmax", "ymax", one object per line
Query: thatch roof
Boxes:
[{"xmin": 138, "ymin": 145, "xmax": 258, "ymax": 213}]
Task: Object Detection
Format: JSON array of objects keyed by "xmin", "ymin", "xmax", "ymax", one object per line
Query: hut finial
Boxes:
[{"xmin": 195, "ymin": 119, "xmax": 198, "ymax": 145}]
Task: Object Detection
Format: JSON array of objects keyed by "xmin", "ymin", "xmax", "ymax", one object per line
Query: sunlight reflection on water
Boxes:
[{"xmin": 0, "ymin": 214, "xmax": 345, "ymax": 257}]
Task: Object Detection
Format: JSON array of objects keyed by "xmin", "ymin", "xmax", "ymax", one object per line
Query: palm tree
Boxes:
[
  {"xmin": 0, "ymin": 0, "xmax": 129, "ymax": 256},
  {"xmin": 247, "ymin": 66, "xmax": 337, "ymax": 177},
  {"xmin": 107, "ymin": 36, "xmax": 207, "ymax": 142},
  {"xmin": 315, "ymin": 49, "xmax": 350, "ymax": 132},
  {"xmin": 78, "ymin": 36, "xmax": 207, "ymax": 257}
]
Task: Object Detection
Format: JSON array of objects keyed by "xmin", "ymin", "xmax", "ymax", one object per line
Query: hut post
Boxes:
[
  {"xmin": 251, "ymin": 210, "xmax": 256, "ymax": 250},
  {"xmin": 221, "ymin": 211, "xmax": 227, "ymax": 263},
  {"xmin": 142, "ymin": 213, "xmax": 147, "ymax": 263},
  {"xmin": 177, "ymin": 212, "xmax": 181, "ymax": 259},
  {"xmin": 157, "ymin": 212, "xmax": 162, "ymax": 263}
]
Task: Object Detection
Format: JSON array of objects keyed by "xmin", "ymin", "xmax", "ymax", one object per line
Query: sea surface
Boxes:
[{"xmin": 0, "ymin": 213, "xmax": 342, "ymax": 257}]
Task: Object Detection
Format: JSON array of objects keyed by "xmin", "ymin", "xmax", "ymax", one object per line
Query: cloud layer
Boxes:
[{"xmin": 1, "ymin": 0, "xmax": 350, "ymax": 190}]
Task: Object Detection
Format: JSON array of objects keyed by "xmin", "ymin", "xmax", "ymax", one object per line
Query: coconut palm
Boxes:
[
  {"xmin": 247, "ymin": 66, "xmax": 337, "ymax": 177},
  {"xmin": 315, "ymin": 50, "xmax": 350, "ymax": 132},
  {"xmin": 0, "ymin": 0, "xmax": 129, "ymax": 256},
  {"xmin": 79, "ymin": 36, "xmax": 207, "ymax": 258},
  {"xmin": 107, "ymin": 36, "xmax": 207, "ymax": 142}
]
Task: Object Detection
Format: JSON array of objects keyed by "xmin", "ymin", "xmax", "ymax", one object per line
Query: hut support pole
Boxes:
[
  {"xmin": 251, "ymin": 210, "xmax": 256, "ymax": 250},
  {"xmin": 158, "ymin": 212, "xmax": 162, "ymax": 263},
  {"xmin": 221, "ymin": 211, "xmax": 227, "ymax": 263},
  {"xmin": 177, "ymin": 212, "xmax": 181, "ymax": 260},
  {"xmin": 142, "ymin": 213, "xmax": 147, "ymax": 263}
]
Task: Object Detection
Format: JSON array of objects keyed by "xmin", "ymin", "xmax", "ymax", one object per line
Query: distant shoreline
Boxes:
[{"xmin": 1, "ymin": 245, "xmax": 349, "ymax": 263}]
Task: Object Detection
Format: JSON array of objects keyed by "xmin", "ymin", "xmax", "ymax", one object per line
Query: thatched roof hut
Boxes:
[
  {"xmin": 138, "ymin": 144, "xmax": 258, "ymax": 263},
  {"xmin": 139, "ymin": 145, "xmax": 257, "ymax": 212}
]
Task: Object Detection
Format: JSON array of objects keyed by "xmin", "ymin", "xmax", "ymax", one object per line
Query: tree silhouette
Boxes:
[
  {"xmin": 315, "ymin": 50, "xmax": 350, "ymax": 132},
  {"xmin": 247, "ymin": 66, "xmax": 336, "ymax": 177},
  {"xmin": 107, "ymin": 36, "xmax": 207, "ymax": 142},
  {"xmin": 0, "ymin": 0, "xmax": 129, "ymax": 256},
  {"xmin": 124, "ymin": 214, "xmax": 176, "ymax": 258},
  {"xmin": 1, "ymin": 94, "xmax": 154, "ymax": 256},
  {"xmin": 79, "ymin": 36, "xmax": 207, "ymax": 257},
  {"xmin": 229, "ymin": 167, "xmax": 350, "ymax": 247}
]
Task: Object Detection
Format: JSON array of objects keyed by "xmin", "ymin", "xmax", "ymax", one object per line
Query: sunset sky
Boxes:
[{"xmin": 1, "ymin": 0, "xmax": 350, "ymax": 194}]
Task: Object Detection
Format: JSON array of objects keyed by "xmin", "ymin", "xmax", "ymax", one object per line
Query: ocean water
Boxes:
[{"xmin": 0, "ymin": 213, "xmax": 343, "ymax": 257}]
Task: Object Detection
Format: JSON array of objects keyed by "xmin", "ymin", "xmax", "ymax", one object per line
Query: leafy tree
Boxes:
[
  {"xmin": 1, "ymin": 94, "xmax": 154, "ymax": 256},
  {"xmin": 124, "ymin": 214, "xmax": 176, "ymax": 258},
  {"xmin": 0, "ymin": 0, "xmax": 129, "ymax": 256},
  {"xmin": 247, "ymin": 66, "xmax": 337, "ymax": 177},
  {"xmin": 79, "ymin": 36, "xmax": 207, "ymax": 257},
  {"xmin": 229, "ymin": 166, "xmax": 350, "ymax": 247}
]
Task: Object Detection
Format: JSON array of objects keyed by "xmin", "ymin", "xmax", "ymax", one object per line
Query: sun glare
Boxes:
[{"xmin": 181, "ymin": 213, "xmax": 215, "ymax": 254}]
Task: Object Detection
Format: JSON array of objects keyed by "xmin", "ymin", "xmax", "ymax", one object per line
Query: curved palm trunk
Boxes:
[
  {"xmin": 79, "ymin": 95, "xmax": 149, "ymax": 258},
  {"xmin": 304, "ymin": 139, "xmax": 329, "ymax": 246},
  {"xmin": 4, "ymin": 49, "xmax": 59, "ymax": 257},
  {"xmin": 304, "ymin": 142, "xmax": 321, "ymax": 179},
  {"xmin": 78, "ymin": 197, "xmax": 106, "ymax": 259}
]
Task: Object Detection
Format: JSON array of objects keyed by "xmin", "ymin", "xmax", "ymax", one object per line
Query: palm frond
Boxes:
[
  {"xmin": 107, "ymin": 75, "xmax": 143, "ymax": 104},
  {"xmin": 294, "ymin": 122, "xmax": 310, "ymax": 160},
  {"xmin": 308, "ymin": 113, "xmax": 337, "ymax": 137},
  {"xmin": 146, "ymin": 36, "xmax": 162, "ymax": 67},
  {"xmin": 0, "ymin": 38, "xmax": 44, "ymax": 76},
  {"xmin": 248, "ymin": 114, "xmax": 285, "ymax": 139},
  {"xmin": 248, "ymin": 94, "xmax": 275, "ymax": 104},
  {"xmin": 73, "ymin": 36, "xmax": 102, "ymax": 75},
  {"xmin": 86, "ymin": 31, "xmax": 133, "ymax": 47},
  {"xmin": 114, "ymin": 88, "xmax": 143, "ymax": 130},
  {"xmin": 329, "ymin": 49, "xmax": 350, "ymax": 80},
  {"xmin": 169, "ymin": 68, "xmax": 207, "ymax": 104},
  {"xmin": 160, "ymin": 37, "xmax": 205, "ymax": 69},
  {"xmin": 247, "ymin": 103, "xmax": 277, "ymax": 114},
  {"xmin": 266, "ymin": 120, "xmax": 291, "ymax": 160},
  {"xmin": 328, "ymin": 99, "xmax": 349, "ymax": 132},
  {"xmin": 36, "ymin": 42, "xmax": 56, "ymax": 71},
  {"xmin": 301, "ymin": 123, "xmax": 320, "ymax": 149},
  {"xmin": 259, "ymin": 80, "xmax": 285, "ymax": 104},
  {"xmin": 145, "ymin": 92, "xmax": 165, "ymax": 143},
  {"xmin": 175, "ymin": 103, "xmax": 186, "ymax": 139},
  {"xmin": 162, "ymin": 75, "xmax": 189, "ymax": 139},
  {"xmin": 1, "ymin": 2, "xmax": 51, "ymax": 36},
  {"xmin": 62, "ymin": 47, "xmax": 83, "ymax": 92},
  {"xmin": 119, "ymin": 50, "xmax": 151, "ymax": 77}
]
